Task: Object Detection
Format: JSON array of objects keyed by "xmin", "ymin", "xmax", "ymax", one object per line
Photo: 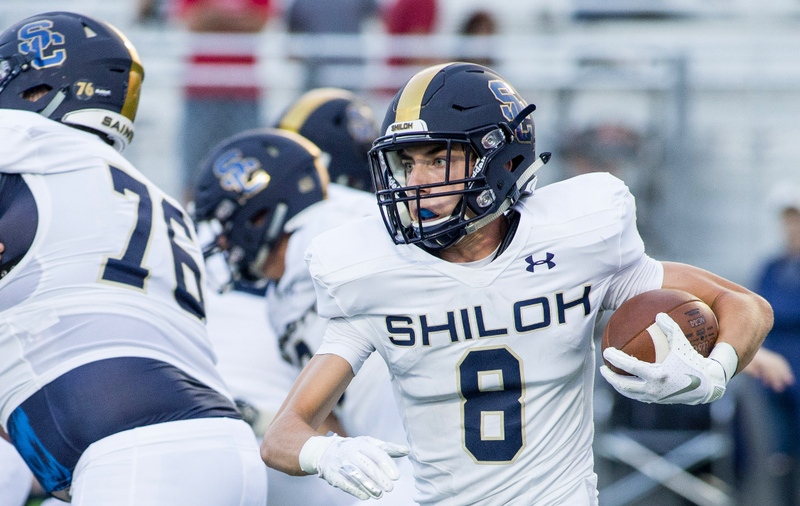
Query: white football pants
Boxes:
[
  {"xmin": 68, "ymin": 417, "xmax": 267, "ymax": 506},
  {"xmin": 0, "ymin": 437, "xmax": 32, "ymax": 506}
]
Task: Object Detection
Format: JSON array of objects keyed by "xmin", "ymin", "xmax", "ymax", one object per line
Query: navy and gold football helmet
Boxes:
[
  {"xmin": 0, "ymin": 11, "xmax": 143, "ymax": 152},
  {"xmin": 276, "ymin": 88, "xmax": 378, "ymax": 191},
  {"xmin": 193, "ymin": 128, "xmax": 328, "ymax": 283},
  {"xmin": 370, "ymin": 62, "xmax": 550, "ymax": 250}
]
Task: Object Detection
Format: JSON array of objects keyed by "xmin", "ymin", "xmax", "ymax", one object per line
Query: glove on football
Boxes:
[
  {"xmin": 600, "ymin": 313, "xmax": 737, "ymax": 405},
  {"xmin": 299, "ymin": 434, "xmax": 410, "ymax": 500}
]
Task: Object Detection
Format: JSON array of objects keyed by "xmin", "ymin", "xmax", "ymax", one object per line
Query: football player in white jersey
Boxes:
[
  {"xmin": 192, "ymin": 123, "xmax": 416, "ymax": 505},
  {"xmin": 260, "ymin": 62, "xmax": 774, "ymax": 505},
  {"xmin": 0, "ymin": 12, "xmax": 266, "ymax": 505}
]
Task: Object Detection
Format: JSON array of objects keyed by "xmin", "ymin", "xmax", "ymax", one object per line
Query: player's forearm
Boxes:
[
  {"xmin": 0, "ymin": 426, "xmax": 9, "ymax": 443},
  {"xmin": 261, "ymin": 412, "xmax": 319, "ymax": 475},
  {"xmin": 261, "ymin": 354, "xmax": 355, "ymax": 474},
  {"xmin": 662, "ymin": 261, "xmax": 773, "ymax": 373},
  {"xmin": 709, "ymin": 290, "xmax": 773, "ymax": 373}
]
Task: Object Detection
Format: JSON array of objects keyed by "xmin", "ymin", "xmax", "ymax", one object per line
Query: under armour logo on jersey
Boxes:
[
  {"xmin": 525, "ymin": 252, "xmax": 555, "ymax": 273},
  {"xmin": 213, "ymin": 149, "xmax": 271, "ymax": 198},
  {"xmin": 18, "ymin": 20, "xmax": 66, "ymax": 69}
]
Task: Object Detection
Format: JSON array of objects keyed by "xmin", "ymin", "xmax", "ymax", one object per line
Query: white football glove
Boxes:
[
  {"xmin": 600, "ymin": 313, "xmax": 739, "ymax": 405},
  {"xmin": 299, "ymin": 434, "xmax": 410, "ymax": 500}
]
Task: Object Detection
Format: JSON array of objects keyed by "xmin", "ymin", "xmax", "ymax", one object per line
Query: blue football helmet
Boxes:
[
  {"xmin": 0, "ymin": 11, "xmax": 144, "ymax": 152},
  {"xmin": 193, "ymin": 128, "xmax": 328, "ymax": 283},
  {"xmin": 276, "ymin": 88, "xmax": 378, "ymax": 191},
  {"xmin": 369, "ymin": 62, "xmax": 550, "ymax": 250}
]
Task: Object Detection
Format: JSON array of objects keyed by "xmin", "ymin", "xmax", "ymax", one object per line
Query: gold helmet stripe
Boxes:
[
  {"xmin": 271, "ymin": 129, "xmax": 330, "ymax": 199},
  {"xmin": 279, "ymin": 88, "xmax": 357, "ymax": 133},
  {"xmin": 104, "ymin": 21, "xmax": 144, "ymax": 122},
  {"xmin": 395, "ymin": 63, "xmax": 452, "ymax": 123}
]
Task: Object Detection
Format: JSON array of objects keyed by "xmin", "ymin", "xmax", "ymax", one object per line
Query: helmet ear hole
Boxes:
[
  {"xmin": 249, "ymin": 208, "xmax": 269, "ymax": 227},
  {"xmin": 509, "ymin": 155, "xmax": 525, "ymax": 171},
  {"xmin": 21, "ymin": 84, "xmax": 52, "ymax": 102}
]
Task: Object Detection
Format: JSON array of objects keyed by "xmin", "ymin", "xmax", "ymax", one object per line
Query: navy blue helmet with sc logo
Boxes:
[
  {"xmin": 369, "ymin": 62, "xmax": 550, "ymax": 251},
  {"xmin": 276, "ymin": 88, "xmax": 378, "ymax": 191},
  {"xmin": 0, "ymin": 11, "xmax": 144, "ymax": 152},
  {"xmin": 193, "ymin": 128, "xmax": 329, "ymax": 284}
]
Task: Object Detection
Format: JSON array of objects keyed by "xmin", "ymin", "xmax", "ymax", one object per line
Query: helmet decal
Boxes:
[
  {"xmin": 213, "ymin": 149, "xmax": 270, "ymax": 198},
  {"xmin": 395, "ymin": 62, "xmax": 451, "ymax": 122},
  {"xmin": 346, "ymin": 102, "xmax": 377, "ymax": 143},
  {"xmin": 18, "ymin": 20, "xmax": 66, "ymax": 69},
  {"xmin": 272, "ymin": 129, "xmax": 329, "ymax": 197},
  {"xmin": 386, "ymin": 119, "xmax": 428, "ymax": 136},
  {"xmin": 488, "ymin": 80, "xmax": 532, "ymax": 143}
]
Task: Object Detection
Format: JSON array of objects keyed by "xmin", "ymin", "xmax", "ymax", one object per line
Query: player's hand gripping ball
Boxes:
[{"xmin": 601, "ymin": 289, "xmax": 719, "ymax": 375}]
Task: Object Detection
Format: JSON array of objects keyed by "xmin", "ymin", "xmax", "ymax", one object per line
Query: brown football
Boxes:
[{"xmin": 602, "ymin": 289, "xmax": 719, "ymax": 375}]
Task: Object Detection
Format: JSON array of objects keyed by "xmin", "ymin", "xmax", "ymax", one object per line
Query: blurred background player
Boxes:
[
  {"xmin": 193, "ymin": 127, "xmax": 360, "ymax": 506},
  {"xmin": 192, "ymin": 124, "xmax": 417, "ymax": 505},
  {"xmin": 275, "ymin": 87, "xmax": 378, "ymax": 191},
  {"xmin": 0, "ymin": 11, "xmax": 266, "ymax": 505}
]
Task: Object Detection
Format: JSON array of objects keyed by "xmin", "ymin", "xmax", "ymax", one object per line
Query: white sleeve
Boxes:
[
  {"xmin": 0, "ymin": 124, "xmax": 37, "ymax": 173},
  {"xmin": 316, "ymin": 316, "xmax": 375, "ymax": 375},
  {"xmin": 601, "ymin": 185, "xmax": 664, "ymax": 310},
  {"xmin": 602, "ymin": 254, "xmax": 664, "ymax": 310}
]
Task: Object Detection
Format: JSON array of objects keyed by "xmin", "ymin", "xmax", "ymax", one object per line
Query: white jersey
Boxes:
[
  {"xmin": 204, "ymin": 287, "xmax": 297, "ymax": 415},
  {"xmin": 269, "ymin": 184, "xmax": 376, "ymax": 364},
  {"xmin": 268, "ymin": 183, "xmax": 408, "ymax": 442},
  {"xmin": 0, "ymin": 110, "xmax": 228, "ymax": 428},
  {"xmin": 307, "ymin": 173, "xmax": 664, "ymax": 506}
]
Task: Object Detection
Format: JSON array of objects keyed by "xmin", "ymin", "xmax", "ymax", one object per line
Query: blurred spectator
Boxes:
[
  {"xmin": 384, "ymin": 0, "xmax": 439, "ymax": 67},
  {"xmin": 559, "ymin": 124, "xmax": 641, "ymax": 177},
  {"xmin": 286, "ymin": 0, "xmax": 378, "ymax": 91},
  {"xmin": 137, "ymin": 0, "xmax": 170, "ymax": 25},
  {"xmin": 175, "ymin": 0, "xmax": 270, "ymax": 201},
  {"xmin": 456, "ymin": 10, "xmax": 498, "ymax": 67},
  {"xmin": 559, "ymin": 123, "xmax": 666, "ymax": 255},
  {"xmin": 752, "ymin": 184, "xmax": 800, "ymax": 506},
  {"xmin": 744, "ymin": 347, "xmax": 795, "ymax": 393}
]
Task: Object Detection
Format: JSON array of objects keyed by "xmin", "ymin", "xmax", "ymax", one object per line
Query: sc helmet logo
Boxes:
[
  {"xmin": 488, "ymin": 80, "xmax": 532, "ymax": 144},
  {"xmin": 17, "ymin": 20, "xmax": 66, "ymax": 69},
  {"xmin": 346, "ymin": 103, "xmax": 377, "ymax": 143},
  {"xmin": 213, "ymin": 149, "xmax": 271, "ymax": 198}
]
